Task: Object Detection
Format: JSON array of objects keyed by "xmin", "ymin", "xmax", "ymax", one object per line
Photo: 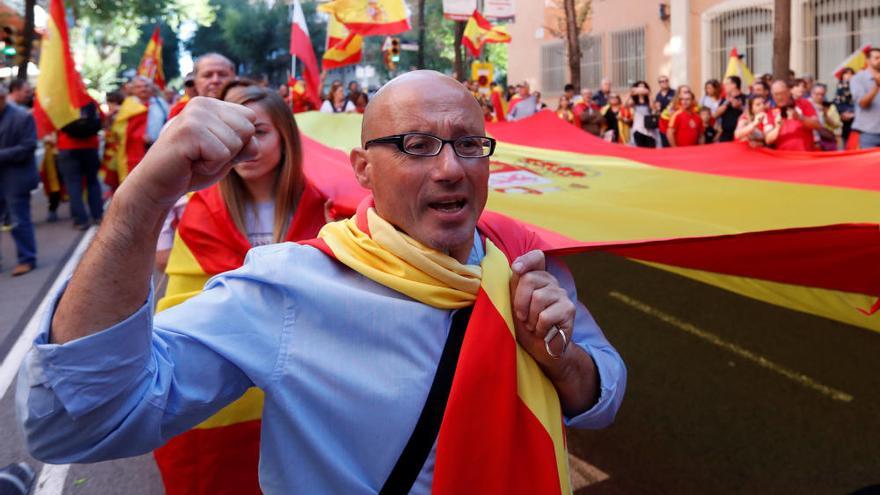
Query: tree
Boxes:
[
  {"xmin": 546, "ymin": 0, "xmax": 591, "ymax": 90},
  {"xmin": 15, "ymin": 0, "xmax": 34, "ymax": 80},
  {"xmin": 772, "ymin": 0, "xmax": 791, "ymax": 81},
  {"xmin": 416, "ymin": 0, "xmax": 426, "ymax": 69}
]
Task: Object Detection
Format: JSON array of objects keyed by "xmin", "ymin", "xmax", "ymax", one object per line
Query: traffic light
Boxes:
[
  {"xmin": 390, "ymin": 38, "xmax": 400, "ymax": 64},
  {"xmin": 1, "ymin": 26, "xmax": 15, "ymax": 58}
]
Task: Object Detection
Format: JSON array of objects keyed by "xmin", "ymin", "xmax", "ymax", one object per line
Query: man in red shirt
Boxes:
[
  {"xmin": 767, "ymin": 80, "xmax": 821, "ymax": 151},
  {"xmin": 573, "ymin": 88, "xmax": 602, "ymax": 136},
  {"xmin": 667, "ymin": 93, "xmax": 703, "ymax": 146}
]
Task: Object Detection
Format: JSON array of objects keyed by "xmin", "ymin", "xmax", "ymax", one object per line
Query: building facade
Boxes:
[{"xmin": 508, "ymin": 0, "xmax": 880, "ymax": 98}]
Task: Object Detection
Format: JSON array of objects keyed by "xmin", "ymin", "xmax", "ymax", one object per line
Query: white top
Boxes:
[
  {"xmin": 320, "ymin": 100, "xmax": 356, "ymax": 113},
  {"xmin": 245, "ymin": 201, "xmax": 275, "ymax": 247}
]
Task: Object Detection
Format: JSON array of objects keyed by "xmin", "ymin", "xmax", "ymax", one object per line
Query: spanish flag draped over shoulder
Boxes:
[
  {"xmin": 153, "ymin": 180, "xmax": 330, "ymax": 495},
  {"xmin": 101, "ymin": 97, "xmax": 147, "ymax": 189},
  {"xmin": 491, "ymin": 85, "xmax": 509, "ymax": 122},
  {"xmin": 33, "ymin": 0, "xmax": 91, "ymax": 137},
  {"xmin": 318, "ymin": 0, "xmax": 411, "ymax": 36},
  {"xmin": 293, "ymin": 110, "xmax": 880, "ymax": 334},
  {"xmin": 323, "ymin": 15, "xmax": 363, "ymax": 70},
  {"xmin": 305, "ymin": 197, "xmax": 570, "ymax": 494},
  {"xmin": 834, "ymin": 44, "xmax": 871, "ymax": 80},
  {"xmin": 462, "ymin": 9, "xmax": 511, "ymax": 57},
  {"xmin": 137, "ymin": 26, "xmax": 166, "ymax": 90}
]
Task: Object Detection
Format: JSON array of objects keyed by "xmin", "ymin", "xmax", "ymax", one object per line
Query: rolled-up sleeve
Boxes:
[
  {"xmin": 547, "ymin": 257, "xmax": 627, "ymax": 429},
  {"xmin": 16, "ymin": 254, "xmax": 287, "ymax": 464}
]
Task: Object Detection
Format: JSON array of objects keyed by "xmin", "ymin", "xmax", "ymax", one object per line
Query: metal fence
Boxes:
[
  {"xmin": 610, "ymin": 27, "xmax": 646, "ymax": 88},
  {"xmin": 579, "ymin": 34, "xmax": 604, "ymax": 90},
  {"xmin": 708, "ymin": 4, "xmax": 774, "ymax": 80},
  {"xmin": 540, "ymin": 39, "xmax": 566, "ymax": 93},
  {"xmin": 801, "ymin": 0, "xmax": 880, "ymax": 86}
]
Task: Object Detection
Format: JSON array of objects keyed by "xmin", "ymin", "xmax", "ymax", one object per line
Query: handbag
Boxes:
[{"xmin": 643, "ymin": 113, "xmax": 660, "ymax": 130}]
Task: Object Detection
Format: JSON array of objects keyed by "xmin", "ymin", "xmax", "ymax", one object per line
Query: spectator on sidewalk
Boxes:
[
  {"xmin": 0, "ymin": 83, "xmax": 39, "ymax": 276},
  {"xmin": 714, "ymin": 75, "xmax": 746, "ymax": 142},
  {"xmin": 850, "ymin": 48, "xmax": 880, "ymax": 148},
  {"xmin": 57, "ymin": 97, "xmax": 104, "ymax": 230},
  {"xmin": 131, "ymin": 76, "xmax": 170, "ymax": 149},
  {"xmin": 655, "ymin": 75, "xmax": 675, "ymax": 112},
  {"xmin": 734, "ymin": 95, "xmax": 774, "ymax": 148},
  {"xmin": 766, "ymin": 80, "xmax": 821, "ymax": 151},
  {"xmin": 593, "ymin": 77, "xmax": 612, "ymax": 107},
  {"xmin": 834, "ymin": 67, "xmax": 856, "ymax": 145},
  {"xmin": 556, "ymin": 95, "xmax": 574, "ymax": 124},
  {"xmin": 750, "ymin": 80, "xmax": 774, "ymax": 108},
  {"xmin": 699, "ymin": 79, "xmax": 721, "ymax": 114},
  {"xmin": 628, "ymin": 81, "xmax": 660, "ymax": 148},
  {"xmin": 573, "ymin": 88, "xmax": 603, "ymax": 136},
  {"xmin": 699, "ymin": 107, "xmax": 718, "ymax": 144},
  {"xmin": 809, "ymin": 83, "xmax": 841, "ymax": 151},
  {"xmin": 7, "ymin": 80, "xmax": 33, "ymax": 109},
  {"xmin": 667, "ymin": 92, "xmax": 703, "ymax": 147}
]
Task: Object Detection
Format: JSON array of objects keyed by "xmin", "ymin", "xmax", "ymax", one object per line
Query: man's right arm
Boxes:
[
  {"xmin": 51, "ymin": 97, "xmax": 258, "ymax": 344},
  {"xmin": 855, "ymin": 75, "xmax": 880, "ymax": 109}
]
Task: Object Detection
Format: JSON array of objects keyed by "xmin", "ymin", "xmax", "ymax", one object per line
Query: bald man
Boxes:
[
  {"xmin": 167, "ymin": 53, "xmax": 236, "ymax": 119},
  {"xmin": 17, "ymin": 71, "xmax": 625, "ymax": 493}
]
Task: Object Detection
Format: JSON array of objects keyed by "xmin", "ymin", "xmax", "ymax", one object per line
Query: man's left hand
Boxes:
[{"xmin": 509, "ymin": 250, "xmax": 576, "ymax": 373}]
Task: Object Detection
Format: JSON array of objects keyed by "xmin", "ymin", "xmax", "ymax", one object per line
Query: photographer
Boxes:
[
  {"xmin": 713, "ymin": 76, "xmax": 746, "ymax": 142},
  {"xmin": 734, "ymin": 95, "xmax": 775, "ymax": 148},
  {"xmin": 627, "ymin": 81, "xmax": 660, "ymax": 147},
  {"xmin": 765, "ymin": 80, "xmax": 821, "ymax": 151}
]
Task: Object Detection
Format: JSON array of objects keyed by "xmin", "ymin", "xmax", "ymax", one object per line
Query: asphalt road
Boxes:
[{"xmin": 1, "ymin": 192, "xmax": 877, "ymax": 494}]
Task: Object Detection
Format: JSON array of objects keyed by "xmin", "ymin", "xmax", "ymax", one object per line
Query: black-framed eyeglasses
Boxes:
[{"xmin": 364, "ymin": 133, "xmax": 496, "ymax": 158}]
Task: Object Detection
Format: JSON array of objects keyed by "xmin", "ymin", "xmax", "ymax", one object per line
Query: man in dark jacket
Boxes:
[{"xmin": 0, "ymin": 83, "xmax": 39, "ymax": 276}]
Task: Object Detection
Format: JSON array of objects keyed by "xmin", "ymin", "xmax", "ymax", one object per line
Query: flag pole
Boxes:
[{"xmin": 290, "ymin": 2, "xmax": 297, "ymax": 79}]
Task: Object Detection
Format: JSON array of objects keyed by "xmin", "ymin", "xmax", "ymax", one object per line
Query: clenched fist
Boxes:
[{"xmin": 118, "ymin": 96, "xmax": 259, "ymax": 208}]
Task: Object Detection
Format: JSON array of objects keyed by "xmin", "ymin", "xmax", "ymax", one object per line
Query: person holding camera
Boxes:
[
  {"xmin": 713, "ymin": 76, "xmax": 747, "ymax": 142},
  {"xmin": 734, "ymin": 95, "xmax": 774, "ymax": 147},
  {"xmin": 765, "ymin": 80, "xmax": 821, "ymax": 151},
  {"xmin": 627, "ymin": 81, "xmax": 660, "ymax": 148}
]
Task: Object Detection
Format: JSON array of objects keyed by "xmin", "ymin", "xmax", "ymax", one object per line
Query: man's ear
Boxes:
[{"xmin": 350, "ymin": 147, "xmax": 373, "ymax": 190}]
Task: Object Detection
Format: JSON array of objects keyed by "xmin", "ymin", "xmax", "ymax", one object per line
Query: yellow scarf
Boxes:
[{"xmin": 318, "ymin": 208, "xmax": 485, "ymax": 309}]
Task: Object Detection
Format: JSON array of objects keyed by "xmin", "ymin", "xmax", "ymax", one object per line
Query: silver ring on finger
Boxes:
[{"xmin": 544, "ymin": 325, "xmax": 569, "ymax": 359}]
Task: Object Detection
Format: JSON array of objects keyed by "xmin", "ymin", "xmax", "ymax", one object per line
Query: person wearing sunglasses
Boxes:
[{"xmin": 18, "ymin": 71, "xmax": 625, "ymax": 494}]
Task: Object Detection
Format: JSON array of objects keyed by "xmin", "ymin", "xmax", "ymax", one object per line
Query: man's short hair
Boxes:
[
  {"xmin": 754, "ymin": 80, "xmax": 770, "ymax": 92},
  {"xmin": 869, "ymin": 47, "xmax": 880, "ymax": 57},
  {"xmin": 193, "ymin": 53, "xmax": 236, "ymax": 76},
  {"xmin": 8, "ymin": 79, "xmax": 27, "ymax": 93},
  {"xmin": 725, "ymin": 75, "xmax": 741, "ymax": 90},
  {"xmin": 563, "ymin": 83, "xmax": 575, "ymax": 93},
  {"xmin": 106, "ymin": 90, "xmax": 125, "ymax": 105}
]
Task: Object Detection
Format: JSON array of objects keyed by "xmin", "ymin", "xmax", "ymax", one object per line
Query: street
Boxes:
[{"xmin": 0, "ymin": 192, "xmax": 878, "ymax": 494}]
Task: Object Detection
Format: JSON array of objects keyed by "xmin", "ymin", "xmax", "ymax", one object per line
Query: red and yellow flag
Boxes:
[
  {"xmin": 137, "ymin": 26, "xmax": 166, "ymax": 90},
  {"xmin": 292, "ymin": 110, "xmax": 880, "ymax": 334},
  {"xmin": 323, "ymin": 15, "xmax": 363, "ymax": 70},
  {"xmin": 33, "ymin": 0, "xmax": 92, "ymax": 137},
  {"xmin": 318, "ymin": 0, "xmax": 411, "ymax": 36},
  {"xmin": 462, "ymin": 9, "xmax": 511, "ymax": 57},
  {"xmin": 305, "ymin": 197, "xmax": 570, "ymax": 493},
  {"xmin": 723, "ymin": 47, "xmax": 754, "ymax": 87},
  {"xmin": 154, "ymin": 181, "xmax": 331, "ymax": 495},
  {"xmin": 834, "ymin": 43, "xmax": 871, "ymax": 80},
  {"xmin": 101, "ymin": 97, "xmax": 147, "ymax": 189}
]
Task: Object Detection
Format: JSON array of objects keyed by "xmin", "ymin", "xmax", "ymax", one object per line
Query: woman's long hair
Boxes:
[{"xmin": 220, "ymin": 86, "xmax": 304, "ymax": 243}]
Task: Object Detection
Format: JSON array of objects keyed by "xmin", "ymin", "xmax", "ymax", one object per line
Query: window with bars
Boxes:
[
  {"xmin": 801, "ymin": 0, "xmax": 880, "ymax": 86},
  {"xmin": 540, "ymin": 40, "xmax": 566, "ymax": 93},
  {"xmin": 579, "ymin": 34, "xmax": 604, "ymax": 90},
  {"xmin": 610, "ymin": 27, "xmax": 645, "ymax": 88},
  {"xmin": 709, "ymin": 5, "xmax": 774, "ymax": 80}
]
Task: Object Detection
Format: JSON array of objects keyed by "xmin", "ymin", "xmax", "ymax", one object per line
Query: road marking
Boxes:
[
  {"xmin": 33, "ymin": 463, "xmax": 70, "ymax": 495},
  {"xmin": 0, "ymin": 226, "xmax": 96, "ymax": 400},
  {"xmin": 608, "ymin": 291, "xmax": 854, "ymax": 403},
  {"xmin": 569, "ymin": 454, "xmax": 610, "ymax": 490}
]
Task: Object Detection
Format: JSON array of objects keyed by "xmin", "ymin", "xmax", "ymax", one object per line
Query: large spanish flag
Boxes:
[
  {"xmin": 323, "ymin": 15, "xmax": 363, "ymax": 70},
  {"xmin": 154, "ymin": 181, "xmax": 332, "ymax": 494},
  {"xmin": 462, "ymin": 9, "xmax": 511, "ymax": 57},
  {"xmin": 292, "ymin": 110, "xmax": 880, "ymax": 334},
  {"xmin": 33, "ymin": 0, "xmax": 91, "ymax": 137},
  {"xmin": 137, "ymin": 26, "xmax": 166, "ymax": 90},
  {"xmin": 318, "ymin": 0, "xmax": 411, "ymax": 36},
  {"xmin": 833, "ymin": 43, "xmax": 870, "ymax": 80}
]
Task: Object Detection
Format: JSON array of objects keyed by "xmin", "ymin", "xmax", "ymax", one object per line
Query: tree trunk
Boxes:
[
  {"xmin": 772, "ymin": 0, "xmax": 791, "ymax": 81},
  {"xmin": 416, "ymin": 0, "xmax": 426, "ymax": 69},
  {"xmin": 564, "ymin": 0, "xmax": 582, "ymax": 90},
  {"xmin": 453, "ymin": 20, "xmax": 465, "ymax": 81},
  {"xmin": 17, "ymin": 0, "xmax": 35, "ymax": 80}
]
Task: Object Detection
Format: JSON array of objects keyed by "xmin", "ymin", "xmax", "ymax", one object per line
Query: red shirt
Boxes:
[
  {"xmin": 769, "ymin": 99, "xmax": 817, "ymax": 151},
  {"xmin": 669, "ymin": 109, "xmax": 704, "ymax": 146}
]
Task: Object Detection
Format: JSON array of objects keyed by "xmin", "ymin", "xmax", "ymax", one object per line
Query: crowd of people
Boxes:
[{"xmin": 537, "ymin": 48, "xmax": 880, "ymax": 152}]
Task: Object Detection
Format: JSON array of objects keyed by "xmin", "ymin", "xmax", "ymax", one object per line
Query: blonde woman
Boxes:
[{"xmin": 153, "ymin": 86, "xmax": 333, "ymax": 495}]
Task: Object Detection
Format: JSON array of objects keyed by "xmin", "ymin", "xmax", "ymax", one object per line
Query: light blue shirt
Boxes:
[
  {"xmin": 145, "ymin": 96, "xmax": 169, "ymax": 143},
  {"xmin": 17, "ymin": 234, "xmax": 626, "ymax": 494}
]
